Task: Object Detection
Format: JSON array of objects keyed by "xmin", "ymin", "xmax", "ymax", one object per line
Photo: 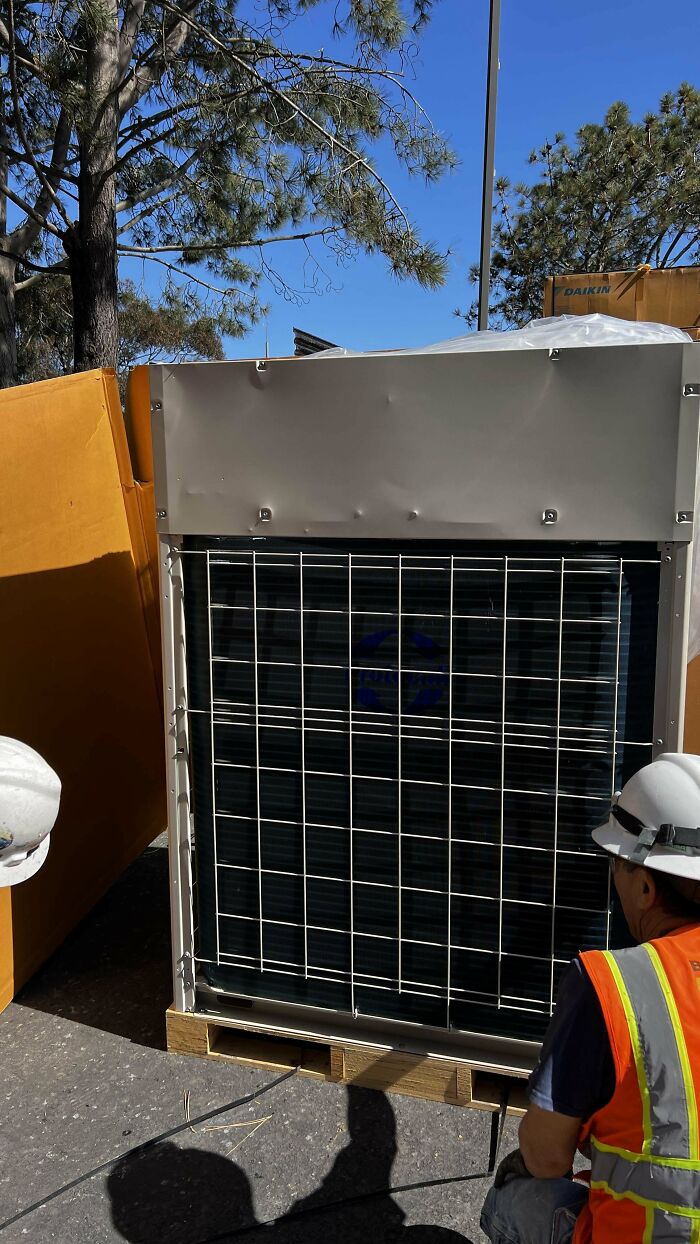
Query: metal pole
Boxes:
[{"xmin": 478, "ymin": 0, "xmax": 501, "ymax": 331}]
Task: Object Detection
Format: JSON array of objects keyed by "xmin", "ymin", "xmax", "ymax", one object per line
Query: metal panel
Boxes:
[
  {"xmin": 159, "ymin": 536, "xmax": 196, "ymax": 1012},
  {"xmin": 654, "ymin": 542, "xmax": 693, "ymax": 756},
  {"xmin": 150, "ymin": 344, "xmax": 699, "ymax": 543}
]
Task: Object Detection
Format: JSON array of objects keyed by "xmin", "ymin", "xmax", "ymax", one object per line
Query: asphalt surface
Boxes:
[{"xmin": 0, "ymin": 839, "xmax": 518, "ymax": 1243}]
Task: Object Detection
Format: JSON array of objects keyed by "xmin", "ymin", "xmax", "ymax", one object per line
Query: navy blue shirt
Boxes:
[{"xmin": 527, "ymin": 958, "xmax": 615, "ymax": 1119}]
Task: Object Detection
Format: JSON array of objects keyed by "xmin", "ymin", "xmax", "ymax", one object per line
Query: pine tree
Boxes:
[
  {"xmin": 0, "ymin": 0, "xmax": 455, "ymax": 384},
  {"xmin": 460, "ymin": 85, "xmax": 700, "ymax": 327}
]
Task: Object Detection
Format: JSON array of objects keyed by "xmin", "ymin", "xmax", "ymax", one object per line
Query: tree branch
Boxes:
[
  {"xmin": 15, "ymin": 265, "xmax": 69, "ymax": 291},
  {"xmin": 109, "ymin": 121, "xmax": 186, "ymax": 180},
  {"xmin": 0, "ymin": 16, "xmax": 48, "ymax": 78},
  {"xmin": 662, "ymin": 232, "xmax": 698, "ymax": 269},
  {"xmin": 115, "ymin": 148, "xmax": 200, "ymax": 214},
  {"xmin": 0, "ymin": 140, "xmax": 79, "ymax": 184},
  {"xmin": 116, "ymin": 189, "xmax": 180, "ymax": 235},
  {"xmin": 275, "ymin": 46, "xmax": 432, "ymax": 127},
  {"xmin": 118, "ymin": 226, "xmax": 341, "ymax": 255},
  {"xmin": 116, "ymin": 86, "xmax": 254, "ymax": 152},
  {"xmin": 0, "ymin": 244, "xmax": 68, "ymax": 273},
  {"xmin": 0, "ymin": 177, "xmax": 63, "ymax": 239},
  {"xmin": 14, "ymin": 109, "xmax": 73, "ymax": 251},
  {"xmin": 118, "ymin": 0, "xmax": 200, "ymax": 115},
  {"xmin": 121, "ymin": 250, "xmax": 248, "ymax": 297},
  {"xmin": 158, "ymin": 0, "xmax": 412, "ymax": 231},
  {"xmin": 658, "ymin": 225, "xmax": 693, "ymax": 269},
  {"xmin": 7, "ymin": 0, "xmax": 73, "ymax": 234},
  {"xmin": 118, "ymin": 0, "xmax": 147, "ymax": 77}
]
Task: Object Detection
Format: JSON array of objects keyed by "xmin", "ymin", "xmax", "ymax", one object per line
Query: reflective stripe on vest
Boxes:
[
  {"xmin": 588, "ymin": 1185, "xmax": 700, "ymax": 1244},
  {"xmin": 591, "ymin": 1141, "xmax": 700, "ymax": 1209},
  {"xmin": 601, "ymin": 945, "xmax": 696, "ymax": 1158},
  {"xmin": 648, "ymin": 1208, "xmax": 700, "ymax": 1244},
  {"xmin": 589, "ymin": 945, "xmax": 700, "ymax": 1235}
]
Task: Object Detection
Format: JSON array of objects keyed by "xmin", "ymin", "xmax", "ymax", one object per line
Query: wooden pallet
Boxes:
[{"xmin": 166, "ymin": 1007, "xmax": 528, "ymax": 1116}]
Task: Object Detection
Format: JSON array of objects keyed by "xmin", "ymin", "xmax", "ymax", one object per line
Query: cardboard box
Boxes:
[
  {"xmin": 0, "ymin": 369, "xmax": 166, "ymax": 1013},
  {"xmin": 543, "ymin": 266, "xmax": 700, "ymax": 335}
]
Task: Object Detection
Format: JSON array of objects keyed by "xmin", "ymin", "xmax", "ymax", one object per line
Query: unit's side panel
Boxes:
[
  {"xmin": 676, "ymin": 347, "xmax": 700, "ymax": 526},
  {"xmin": 159, "ymin": 536, "xmax": 196, "ymax": 1012},
  {"xmin": 152, "ymin": 364, "xmax": 196, "ymax": 1013},
  {"xmin": 655, "ymin": 543, "xmax": 693, "ymax": 756}
]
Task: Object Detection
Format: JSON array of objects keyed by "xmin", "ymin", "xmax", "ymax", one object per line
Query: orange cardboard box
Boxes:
[
  {"xmin": 543, "ymin": 266, "xmax": 700, "ymax": 337},
  {"xmin": 0, "ymin": 369, "xmax": 165, "ymax": 1013}
]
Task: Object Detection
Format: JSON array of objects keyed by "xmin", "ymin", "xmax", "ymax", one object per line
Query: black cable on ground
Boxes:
[
  {"xmin": 487, "ymin": 1083, "xmax": 511, "ymax": 1174},
  {"xmin": 0, "ymin": 1067, "xmax": 298, "ymax": 1236},
  {"xmin": 195, "ymin": 1168, "xmax": 494, "ymax": 1244}
]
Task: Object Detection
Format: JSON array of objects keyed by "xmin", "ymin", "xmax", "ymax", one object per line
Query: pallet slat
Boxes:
[{"xmin": 166, "ymin": 1007, "xmax": 527, "ymax": 1116}]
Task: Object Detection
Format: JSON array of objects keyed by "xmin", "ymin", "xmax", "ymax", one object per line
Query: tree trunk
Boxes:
[
  {"xmin": 0, "ymin": 252, "xmax": 17, "ymax": 388},
  {"xmin": 68, "ymin": 5, "xmax": 120, "ymax": 372}
]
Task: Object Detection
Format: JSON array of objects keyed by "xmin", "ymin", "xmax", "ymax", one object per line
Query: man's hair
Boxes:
[{"xmin": 620, "ymin": 858, "xmax": 700, "ymax": 920}]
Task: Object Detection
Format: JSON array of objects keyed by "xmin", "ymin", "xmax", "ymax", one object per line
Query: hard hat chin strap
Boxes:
[{"xmin": 611, "ymin": 804, "xmax": 700, "ymax": 863}]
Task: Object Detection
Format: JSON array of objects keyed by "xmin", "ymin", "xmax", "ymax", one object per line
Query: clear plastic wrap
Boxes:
[{"xmin": 316, "ymin": 313, "xmax": 692, "ymax": 358}]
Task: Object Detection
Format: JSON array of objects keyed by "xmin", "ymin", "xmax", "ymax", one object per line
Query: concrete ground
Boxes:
[{"xmin": 0, "ymin": 839, "xmax": 518, "ymax": 1243}]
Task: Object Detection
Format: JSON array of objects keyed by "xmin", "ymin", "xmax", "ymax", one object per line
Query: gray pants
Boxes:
[{"xmin": 480, "ymin": 1176, "xmax": 588, "ymax": 1244}]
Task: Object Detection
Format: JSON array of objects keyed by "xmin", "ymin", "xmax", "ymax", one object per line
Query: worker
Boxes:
[
  {"xmin": 480, "ymin": 752, "xmax": 700, "ymax": 1244},
  {"xmin": 0, "ymin": 735, "xmax": 61, "ymax": 886}
]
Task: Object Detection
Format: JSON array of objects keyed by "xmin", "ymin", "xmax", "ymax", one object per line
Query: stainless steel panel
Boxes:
[
  {"xmin": 150, "ymin": 343, "xmax": 700, "ymax": 543},
  {"xmin": 159, "ymin": 537, "xmax": 195, "ymax": 1012},
  {"xmin": 654, "ymin": 542, "xmax": 692, "ymax": 756}
]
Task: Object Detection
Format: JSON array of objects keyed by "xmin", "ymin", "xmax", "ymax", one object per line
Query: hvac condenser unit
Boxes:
[{"xmin": 153, "ymin": 338, "xmax": 699, "ymax": 1075}]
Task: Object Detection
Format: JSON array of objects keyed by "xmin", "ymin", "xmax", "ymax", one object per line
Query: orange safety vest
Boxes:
[{"xmin": 573, "ymin": 925, "xmax": 700, "ymax": 1244}]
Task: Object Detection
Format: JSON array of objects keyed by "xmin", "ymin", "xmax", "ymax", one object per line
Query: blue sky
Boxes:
[{"xmin": 232, "ymin": 0, "xmax": 699, "ymax": 358}]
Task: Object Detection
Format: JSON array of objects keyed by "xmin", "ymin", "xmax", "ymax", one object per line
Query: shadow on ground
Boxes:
[
  {"xmin": 108, "ymin": 1084, "xmax": 471, "ymax": 1244},
  {"xmin": 15, "ymin": 839, "xmax": 172, "ymax": 1048},
  {"xmin": 13, "ymin": 841, "xmax": 480, "ymax": 1242}
]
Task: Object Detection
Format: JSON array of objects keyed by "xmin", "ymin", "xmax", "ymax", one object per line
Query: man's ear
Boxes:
[{"xmin": 639, "ymin": 866, "xmax": 658, "ymax": 909}]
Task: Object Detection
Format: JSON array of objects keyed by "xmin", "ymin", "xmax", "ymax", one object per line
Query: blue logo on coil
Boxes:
[{"xmin": 350, "ymin": 628, "xmax": 448, "ymax": 711}]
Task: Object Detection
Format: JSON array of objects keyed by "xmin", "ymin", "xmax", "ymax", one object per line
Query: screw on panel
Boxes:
[
  {"xmin": 663, "ymin": 555, "xmax": 672, "ymax": 563},
  {"xmin": 656, "ymin": 739, "xmax": 664, "ymax": 746},
  {"xmin": 676, "ymin": 511, "xmax": 693, "ymax": 524},
  {"xmin": 157, "ymin": 508, "xmax": 167, "ymax": 518},
  {"xmin": 258, "ymin": 507, "xmax": 272, "ymax": 522},
  {"xmin": 683, "ymin": 383, "xmax": 700, "ymax": 397},
  {"xmin": 542, "ymin": 508, "xmax": 558, "ymax": 524},
  {"xmin": 151, "ymin": 399, "xmax": 162, "ymax": 410},
  {"xmin": 256, "ymin": 360, "xmax": 267, "ymax": 372},
  {"xmin": 408, "ymin": 510, "xmax": 418, "ymax": 520},
  {"xmin": 549, "ymin": 348, "xmax": 561, "ymax": 361}
]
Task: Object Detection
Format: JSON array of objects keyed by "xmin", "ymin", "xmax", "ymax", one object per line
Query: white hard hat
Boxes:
[
  {"xmin": 592, "ymin": 753, "xmax": 700, "ymax": 881},
  {"xmin": 0, "ymin": 737, "xmax": 61, "ymax": 887}
]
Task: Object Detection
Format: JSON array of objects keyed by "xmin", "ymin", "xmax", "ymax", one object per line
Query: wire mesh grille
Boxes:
[{"xmin": 181, "ymin": 538, "xmax": 660, "ymax": 1041}]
